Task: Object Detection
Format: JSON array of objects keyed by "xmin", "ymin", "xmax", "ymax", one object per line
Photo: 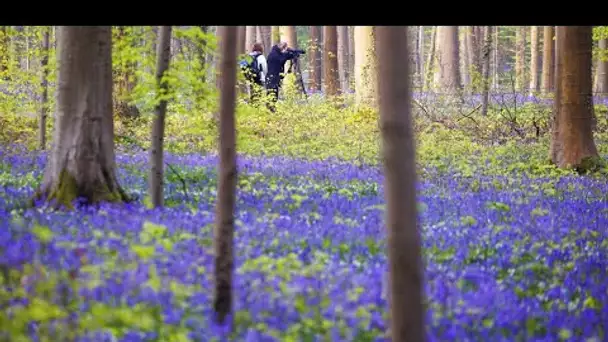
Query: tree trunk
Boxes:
[
  {"xmin": 37, "ymin": 26, "xmax": 128, "ymax": 207},
  {"xmin": 594, "ymin": 38, "xmax": 608, "ymax": 95},
  {"xmin": 354, "ymin": 26, "xmax": 376, "ymax": 106},
  {"xmin": 323, "ymin": 26, "xmax": 339, "ymax": 96},
  {"xmin": 550, "ymin": 26, "xmax": 598, "ymax": 170},
  {"xmin": 436, "ymin": 26, "xmax": 461, "ymax": 90},
  {"xmin": 481, "ymin": 26, "xmax": 492, "ymax": 116},
  {"xmin": 542, "ymin": 26, "xmax": 555, "ymax": 95},
  {"xmin": 115, "ymin": 26, "xmax": 141, "ymax": 119},
  {"xmin": 529, "ymin": 26, "xmax": 541, "ymax": 94},
  {"xmin": 39, "ymin": 27, "xmax": 50, "ymax": 150},
  {"xmin": 337, "ymin": 26, "xmax": 350, "ymax": 93},
  {"xmin": 271, "ymin": 26, "xmax": 280, "ymax": 45},
  {"xmin": 149, "ymin": 26, "xmax": 173, "ymax": 208},
  {"xmin": 308, "ymin": 26, "xmax": 322, "ymax": 92},
  {"xmin": 515, "ymin": 26, "xmax": 526, "ymax": 91},
  {"xmin": 424, "ymin": 27, "xmax": 437, "ymax": 90},
  {"xmin": 245, "ymin": 26, "xmax": 256, "ymax": 52},
  {"xmin": 213, "ymin": 25, "xmax": 238, "ymax": 326},
  {"xmin": 462, "ymin": 28, "xmax": 471, "ymax": 88},
  {"xmin": 376, "ymin": 25, "xmax": 425, "ymax": 342}
]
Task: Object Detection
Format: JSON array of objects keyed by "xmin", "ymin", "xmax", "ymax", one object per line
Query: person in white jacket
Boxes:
[{"xmin": 246, "ymin": 43, "xmax": 268, "ymax": 104}]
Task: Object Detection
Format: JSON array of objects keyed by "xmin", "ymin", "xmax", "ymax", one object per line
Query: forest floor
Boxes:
[{"xmin": 1, "ymin": 92, "xmax": 608, "ymax": 341}]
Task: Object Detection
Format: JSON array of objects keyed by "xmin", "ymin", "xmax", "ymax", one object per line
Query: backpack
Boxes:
[{"xmin": 239, "ymin": 52, "xmax": 262, "ymax": 83}]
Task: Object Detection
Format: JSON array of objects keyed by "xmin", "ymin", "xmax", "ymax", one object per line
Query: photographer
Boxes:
[{"xmin": 265, "ymin": 42, "xmax": 305, "ymax": 112}]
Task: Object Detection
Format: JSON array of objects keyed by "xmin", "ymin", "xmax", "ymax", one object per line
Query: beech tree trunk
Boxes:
[
  {"xmin": 213, "ymin": 25, "xmax": 238, "ymax": 325},
  {"xmin": 39, "ymin": 27, "xmax": 50, "ymax": 150},
  {"xmin": 337, "ymin": 25, "xmax": 350, "ymax": 93},
  {"xmin": 38, "ymin": 26, "xmax": 128, "ymax": 207},
  {"xmin": 323, "ymin": 26, "xmax": 339, "ymax": 96},
  {"xmin": 376, "ymin": 25, "xmax": 425, "ymax": 342},
  {"xmin": 594, "ymin": 38, "xmax": 608, "ymax": 95},
  {"xmin": 481, "ymin": 26, "xmax": 492, "ymax": 116},
  {"xmin": 436, "ymin": 26, "xmax": 461, "ymax": 90},
  {"xmin": 149, "ymin": 26, "xmax": 172, "ymax": 208},
  {"xmin": 550, "ymin": 26, "xmax": 598, "ymax": 170},
  {"xmin": 308, "ymin": 26, "xmax": 322, "ymax": 92},
  {"xmin": 515, "ymin": 26, "xmax": 526, "ymax": 91},
  {"xmin": 529, "ymin": 26, "xmax": 541, "ymax": 94},
  {"xmin": 354, "ymin": 26, "xmax": 376, "ymax": 106},
  {"xmin": 542, "ymin": 26, "xmax": 555, "ymax": 94}
]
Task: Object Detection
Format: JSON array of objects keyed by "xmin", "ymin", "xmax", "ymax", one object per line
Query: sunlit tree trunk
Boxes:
[
  {"xmin": 436, "ymin": 26, "xmax": 461, "ymax": 90},
  {"xmin": 376, "ymin": 25, "xmax": 425, "ymax": 342},
  {"xmin": 550, "ymin": 26, "xmax": 598, "ymax": 170},
  {"xmin": 149, "ymin": 26, "xmax": 172, "ymax": 208},
  {"xmin": 529, "ymin": 26, "xmax": 541, "ymax": 94},
  {"xmin": 515, "ymin": 26, "xmax": 526, "ymax": 91},
  {"xmin": 213, "ymin": 25, "xmax": 238, "ymax": 325},
  {"xmin": 323, "ymin": 26, "xmax": 339, "ymax": 96},
  {"xmin": 354, "ymin": 26, "xmax": 376, "ymax": 106},
  {"xmin": 38, "ymin": 27, "xmax": 51, "ymax": 150},
  {"xmin": 37, "ymin": 26, "xmax": 128, "ymax": 207},
  {"xmin": 542, "ymin": 26, "xmax": 555, "ymax": 94}
]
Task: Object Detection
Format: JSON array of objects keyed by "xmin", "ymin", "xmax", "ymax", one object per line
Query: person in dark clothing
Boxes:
[{"xmin": 265, "ymin": 42, "xmax": 298, "ymax": 112}]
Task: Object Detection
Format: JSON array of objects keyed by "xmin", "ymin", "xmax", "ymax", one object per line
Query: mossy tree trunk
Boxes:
[
  {"xmin": 149, "ymin": 26, "xmax": 173, "ymax": 208},
  {"xmin": 376, "ymin": 25, "xmax": 425, "ymax": 342},
  {"xmin": 213, "ymin": 25, "xmax": 238, "ymax": 325},
  {"xmin": 550, "ymin": 26, "xmax": 599, "ymax": 170},
  {"xmin": 38, "ymin": 26, "xmax": 128, "ymax": 208}
]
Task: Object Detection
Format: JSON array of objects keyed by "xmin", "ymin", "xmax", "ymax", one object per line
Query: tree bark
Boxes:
[
  {"xmin": 37, "ymin": 26, "xmax": 128, "ymax": 207},
  {"xmin": 515, "ymin": 26, "xmax": 526, "ymax": 91},
  {"xmin": 39, "ymin": 27, "xmax": 50, "ymax": 150},
  {"xmin": 550, "ymin": 26, "xmax": 598, "ymax": 170},
  {"xmin": 376, "ymin": 25, "xmax": 425, "ymax": 342},
  {"xmin": 529, "ymin": 26, "xmax": 541, "ymax": 94},
  {"xmin": 424, "ymin": 26, "xmax": 437, "ymax": 90},
  {"xmin": 354, "ymin": 26, "xmax": 376, "ymax": 106},
  {"xmin": 481, "ymin": 26, "xmax": 492, "ymax": 116},
  {"xmin": 308, "ymin": 26, "xmax": 322, "ymax": 92},
  {"xmin": 149, "ymin": 26, "xmax": 172, "ymax": 209},
  {"xmin": 542, "ymin": 26, "xmax": 555, "ymax": 94},
  {"xmin": 436, "ymin": 26, "xmax": 461, "ymax": 90},
  {"xmin": 337, "ymin": 26, "xmax": 350, "ymax": 93},
  {"xmin": 594, "ymin": 38, "xmax": 608, "ymax": 95},
  {"xmin": 214, "ymin": 25, "xmax": 238, "ymax": 325},
  {"xmin": 323, "ymin": 26, "xmax": 339, "ymax": 96}
]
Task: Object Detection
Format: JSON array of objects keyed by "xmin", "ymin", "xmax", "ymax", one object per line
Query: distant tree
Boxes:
[
  {"xmin": 213, "ymin": 25, "xmax": 239, "ymax": 325},
  {"xmin": 376, "ymin": 25, "xmax": 426, "ymax": 342},
  {"xmin": 149, "ymin": 26, "xmax": 173, "ymax": 208},
  {"xmin": 37, "ymin": 26, "xmax": 128, "ymax": 207},
  {"xmin": 323, "ymin": 26, "xmax": 339, "ymax": 96},
  {"xmin": 550, "ymin": 26, "xmax": 599, "ymax": 170},
  {"xmin": 542, "ymin": 26, "xmax": 555, "ymax": 94}
]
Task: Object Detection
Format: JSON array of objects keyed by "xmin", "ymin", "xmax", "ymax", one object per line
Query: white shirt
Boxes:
[{"xmin": 250, "ymin": 52, "xmax": 268, "ymax": 83}]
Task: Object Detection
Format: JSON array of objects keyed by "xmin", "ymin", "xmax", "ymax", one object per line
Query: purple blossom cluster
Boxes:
[{"xmin": 1, "ymin": 146, "xmax": 607, "ymax": 341}]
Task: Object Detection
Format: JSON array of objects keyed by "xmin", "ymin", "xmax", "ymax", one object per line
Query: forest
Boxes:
[{"xmin": 0, "ymin": 25, "xmax": 607, "ymax": 341}]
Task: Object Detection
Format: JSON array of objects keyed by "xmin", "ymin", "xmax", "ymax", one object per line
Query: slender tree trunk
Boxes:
[
  {"xmin": 515, "ymin": 26, "xmax": 526, "ymax": 91},
  {"xmin": 594, "ymin": 38, "xmax": 608, "ymax": 95},
  {"xmin": 308, "ymin": 26, "xmax": 322, "ymax": 92},
  {"xmin": 436, "ymin": 26, "xmax": 461, "ymax": 90},
  {"xmin": 529, "ymin": 26, "xmax": 541, "ymax": 94},
  {"xmin": 424, "ymin": 26, "xmax": 437, "ymax": 91},
  {"xmin": 213, "ymin": 25, "xmax": 238, "ymax": 325},
  {"xmin": 149, "ymin": 26, "xmax": 172, "ymax": 208},
  {"xmin": 376, "ymin": 25, "xmax": 425, "ymax": 342},
  {"xmin": 38, "ymin": 27, "xmax": 50, "ymax": 150},
  {"xmin": 337, "ymin": 26, "xmax": 350, "ymax": 93},
  {"xmin": 542, "ymin": 26, "xmax": 555, "ymax": 94},
  {"xmin": 550, "ymin": 26, "xmax": 598, "ymax": 170},
  {"xmin": 462, "ymin": 28, "xmax": 471, "ymax": 88},
  {"xmin": 481, "ymin": 26, "xmax": 492, "ymax": 116},
  {"xmin": 245, "ymin": 26, "xmax": 256, "ymax": 52},
  {"xmin": 354, "ymin": 26, "xmax": 376, "ymax": 106},
  {"xmin": 271, "ymin": 26, "xmax": 280, "ymax": 45},
  {"xmin": 323, "ymin": 26, "xmax": 339, "ymax": 96},
  {"xmin": 37, "ymin": 26, "xmax": 128, "ymax": 207}
]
